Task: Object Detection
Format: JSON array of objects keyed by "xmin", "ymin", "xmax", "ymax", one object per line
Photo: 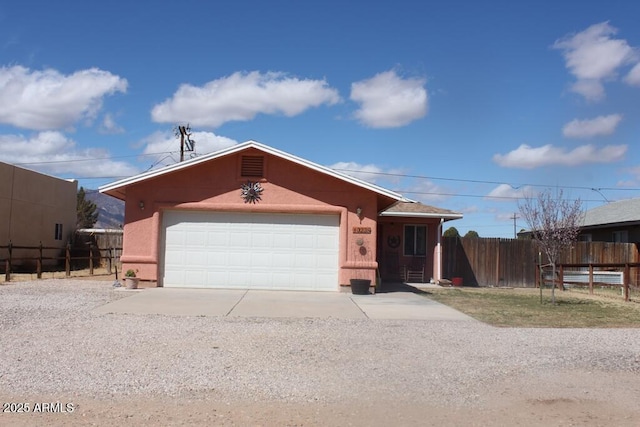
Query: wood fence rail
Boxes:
[
  {"xmin": 537, "ymin": 262, "xmax": 640, "ymax": 302},
  {"xmin": 0, "ymin": 242, "xmax": 122, "ymax": 282}
]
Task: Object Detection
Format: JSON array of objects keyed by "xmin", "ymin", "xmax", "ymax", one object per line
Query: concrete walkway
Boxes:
[{"xmin": 94, "ymin": 288, "xmax": 476, "ymax": 321}]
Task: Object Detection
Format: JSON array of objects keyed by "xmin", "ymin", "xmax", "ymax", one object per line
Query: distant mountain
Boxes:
[{"xmin": 85, "ymin": 189, "xmax": 125, "ymax": 229}]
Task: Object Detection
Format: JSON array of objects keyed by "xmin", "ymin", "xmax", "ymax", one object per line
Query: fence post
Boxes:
[
  {"xmin": 89, "ymin": 243, "xmax": 94, "ymax": 276},
  {"xmin": 65, "ymin": 243, "xmax": 71, "ymax": 277},
  {"xmin": 538, "ymin": 252, "xmax": 543, "ymax": 303},
  {"xmin": 5, "ymin": 240, "xmax": 11, "ymax": 282},
  {"xmin": 624, "ymin": 263, "xmax": 630, "ymax": 302},
  {"xmin": 588, "ymin": 264, "xmax": 593, "ymax": 295},
  {"xmin": 107, "ymin": 247, "xmax": 112, "ymax": 274},
  {"xmin": 37, "ymin": 241, "xmax": 43, "ymax": 279},
  {"xmin": 558, "ymin": 264, "xmax": 564, "ymax": 290}
]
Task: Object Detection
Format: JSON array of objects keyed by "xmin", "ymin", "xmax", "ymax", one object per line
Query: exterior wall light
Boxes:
[
  {"xmin": 139, "ymin": 201, "xmax": 145, "ymax": 210},
  {"xmin": 356, "ymin": 207, "xmax": 362, "ymax": 218}
]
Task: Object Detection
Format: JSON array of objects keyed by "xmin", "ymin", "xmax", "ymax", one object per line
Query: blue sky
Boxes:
[{"xmin": 1, "ymin": 0, "xmax": 640, "ymax": 237}]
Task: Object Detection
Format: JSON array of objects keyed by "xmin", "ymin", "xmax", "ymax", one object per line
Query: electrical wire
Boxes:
[
  {"xmin": 8, "ymin": 154, "xmax": 640, "ymax": 202},
  {"xmin": 333, "ymin": 168, "xmax": 640, "ymax": 192}
]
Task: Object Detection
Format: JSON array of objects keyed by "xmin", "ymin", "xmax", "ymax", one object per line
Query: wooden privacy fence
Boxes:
[
  {"xmin": 442, "ymin": 237, "xmax": 640, "ymax": 287},
  {"xmin": 0, "ymin": 242, "xmax": 122, "ymax": 282}
]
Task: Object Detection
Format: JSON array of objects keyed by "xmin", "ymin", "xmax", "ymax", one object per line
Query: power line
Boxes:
[
  {"xmin": 394, "ymin": 189, "xmax": 608, "ymax": 203},
  {"xmin": 12, "ymin": 151, "xmax": 178, "ymax": 166},
  {"xmin": 9, "ymin": 154, "xmax": 640, "ymax": 202},
  {"xmin": 9, "ymin": 155, "xmax": 640, "ymax": 193},
  {"xmin": 334, "ymin": 168, "xmax": 640, "ymax": 192}
]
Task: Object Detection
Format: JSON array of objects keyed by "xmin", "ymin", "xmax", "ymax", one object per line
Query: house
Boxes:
[
  {"xmin": 0, "ymin": 162, "xmax": 77, "ymax": 267},
  {"xmin": 579, "ymin": 198, "xmax": 640, "ymax": 244},
  {"xmin": 99, "ymin": 141, "xmax": 462, "ymax": 291}
]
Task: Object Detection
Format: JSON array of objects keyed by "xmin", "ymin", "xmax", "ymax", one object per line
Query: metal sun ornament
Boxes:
[{"xmin": 240, "ymin": 181, "xmax": 263, "ymax": 204}]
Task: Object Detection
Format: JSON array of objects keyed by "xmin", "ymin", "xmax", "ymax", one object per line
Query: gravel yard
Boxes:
[{"xmin": 1, "ymin": 280, "xmax": 640, "ymax": 426}]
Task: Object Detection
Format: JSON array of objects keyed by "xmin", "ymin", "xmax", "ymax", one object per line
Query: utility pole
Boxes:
[
  {"xmin": 511, "ymin": 213, "xmax": 519, "ymax": 238},
  {"xmin": 176, "ymin": 124, "xmax": 195, "ymax": 162}
]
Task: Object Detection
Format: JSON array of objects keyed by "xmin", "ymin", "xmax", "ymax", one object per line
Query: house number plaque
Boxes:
[{"xmin": 353, "ymin": 227, "xmax": 372, "ymax": 234}]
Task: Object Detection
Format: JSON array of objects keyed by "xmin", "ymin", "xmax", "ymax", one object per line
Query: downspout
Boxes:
[{"xmin": 434, "ymin": 218, "xmax": 444, "ymax": 282}]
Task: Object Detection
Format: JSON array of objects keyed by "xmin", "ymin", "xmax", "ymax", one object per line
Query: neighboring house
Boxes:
[
  {"xmin": 0, "ymin": 162, "xmax": 77, "ymax": 266},
  {"xmin": 99, "ymin": 141, "xmax": 462, "ymax": 291},
  {"xmin": 579, "ymin": 198, "xmax": 640, "ymax": 244}
]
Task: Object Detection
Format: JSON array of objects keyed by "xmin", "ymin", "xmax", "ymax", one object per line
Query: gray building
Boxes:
[{"xmin": 579, "ymin": 198, "xmax": 640, "ymax": 243}]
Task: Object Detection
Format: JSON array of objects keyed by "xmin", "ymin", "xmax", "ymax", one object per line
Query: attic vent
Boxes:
[{"xmin": 241, "ymin": 155, "xmax": 264, "ymax": 177}]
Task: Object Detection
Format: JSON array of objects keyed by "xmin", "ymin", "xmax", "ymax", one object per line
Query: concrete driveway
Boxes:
[{"xmin": 94, "ymin": 287, "xmax": 476, "ymax": 321}]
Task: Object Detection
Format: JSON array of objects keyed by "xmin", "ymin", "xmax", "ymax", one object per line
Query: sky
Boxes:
[{"xmin": 1, "ymin": 0, "xmax": 640, "ymax": 238}]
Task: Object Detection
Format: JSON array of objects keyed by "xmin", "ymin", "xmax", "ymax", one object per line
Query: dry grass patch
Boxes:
[
  {"xmin": 2, "ymin": 267, "xmax": 118, "ymax": 283},
  {"xmin": 425, "ymin": 287, "xmax": 640, "ymax": 328}
]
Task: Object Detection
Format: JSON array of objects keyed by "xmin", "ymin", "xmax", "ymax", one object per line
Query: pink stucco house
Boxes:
[{"xmin": 99, "ymin": 141, "xmax": 461, "ymax": 291}]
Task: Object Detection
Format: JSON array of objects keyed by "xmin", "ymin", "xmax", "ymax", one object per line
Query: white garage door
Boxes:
[{"xmin": 162, "ymin": 211, "xmax": 340, "ymax": 291}]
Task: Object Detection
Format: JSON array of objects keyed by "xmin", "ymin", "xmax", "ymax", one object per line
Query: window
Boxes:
[
  {"xmin": 404, "ymin": 225, "xmax": 427, "ymax": 256},
  {"xmin": 613, "ymin": 230, "xmax": 628, "ymax": 243},
  {"xmin": 578, "ymin": 234, "xmax": 592, "ymax": 242},
  {"xmin": 54, "ymin": 223, "xmax": 63, "ymax": 241}
]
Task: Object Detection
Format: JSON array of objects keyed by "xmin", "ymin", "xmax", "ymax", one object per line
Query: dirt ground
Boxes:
[
  {"xmin": 2, "ymin": 370, "xmax": 639, "ymax": 426},
  {"xmin": 2, "ymin": 276, "xmax": 639, "ymax": 426}
]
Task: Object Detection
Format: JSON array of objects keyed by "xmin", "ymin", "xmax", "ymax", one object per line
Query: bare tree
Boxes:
[{"xmin": 519, "ymin": 189, "xmax": 584, "ymax": 304}]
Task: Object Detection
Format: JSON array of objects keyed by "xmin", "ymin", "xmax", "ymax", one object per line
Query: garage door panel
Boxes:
[
  {"xmin": 234, "ymin": 231, "xmax": 251, "ymax": 248},
  {"xmin": 272, "ymin": 253, "xmax": 293, "ymax": 268},
  {"xmin": 208, "ymin": 230, "xmax": 228, "ymax": 246},
  {"xmin": 294, "ymin": 253, "xmax": 314, "ymax": 268},
  {"xmin": 185, "ymin": 270, "xmax": 206, "ymax": 283},
  {"xmin": 162, "ymin": 211, "xmax": 339, "ymax": 290},
  {"xmin": 295, "ymin": 234, "xmax": 314, "ymax": 249},
  {"xmin": 251, "ymin": 232, "xmax": 271, "ymax": 248},
  {"xmin": 188, "ymin": 251, "xmax": 207, "ymax": 266},
  {"xmin": 273, "ymin": 234, "xmax": 293, "ymax": 248},
  {"xmin": 316, "ymin": 253, "xmax": 338, "ymax": 268},
  {"xmin": 316, "ymin": 234, "xmax": 337, "ymax": 249}
]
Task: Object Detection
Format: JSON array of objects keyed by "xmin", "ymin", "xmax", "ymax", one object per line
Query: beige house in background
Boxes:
[{"xmin": 0, "ymin": 162, "xmax": 77, "ymax": 266}]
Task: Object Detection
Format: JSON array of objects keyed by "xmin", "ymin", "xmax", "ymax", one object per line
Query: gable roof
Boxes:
[
  {"xmin": 379, "ymin": 201, "xmax": 462, "ymax": 220},
  {"xmin": 99, "ymin": 140, "xmax": 413, "ymax": 202},
  {"xmin": 582, "ymin": 198, "xmax": 640, "ymax": 228}
]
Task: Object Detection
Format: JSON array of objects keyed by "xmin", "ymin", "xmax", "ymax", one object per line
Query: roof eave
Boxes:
[
  {"xmin": 98, "ymin": 140, "xmax": 410, "ymax": 203},
  {"xmin": 378, "ymin": 211, "xmax": 463, "ymax": 220},
  {"xmin": 581, "ymin": 220, "xmax": 640, "ymax": 230}
]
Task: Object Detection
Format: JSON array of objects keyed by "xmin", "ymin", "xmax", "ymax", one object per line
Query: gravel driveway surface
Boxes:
[{"xmin": 1, "ymin": 280, "xmax": 639, "ymax": 426}]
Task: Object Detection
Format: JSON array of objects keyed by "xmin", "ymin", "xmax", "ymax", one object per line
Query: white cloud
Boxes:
[
  {"xmin": 330, "ymin": 160, "xmax": 445, "ymax": 202},
  {"xmin": 140, "ymin": 130, "xmax": 239, "ymax": 167},
  {"xmin": 553, "ymin": 22, "xmax": 638, "ymax": 101},
  {"xmin": 459, "ymin": 205, "xmax": 479, "ymax": 214},
  {"xmin": 493, "ymin": 143, "xmax": 627, "ymax": 169},
  {"xmin": 329, "ymin": 161, "xmax": 386, "ymax": 184},
  {"xmin": 404, "ymin": 180, "xmax": 448, "ymax": 203},
  {"xmin": 0, "ymin": 66, "xmax": 127, "ymax": 130},
  {"xmin": 350, "ymin": 70, "xmax": 427, "ymax": 128},
  {"xmin": 328, "ymin": 161, "xmax": 408, "ymax": 187},
  {"xmin": 562, "ymin": 114, "xmax": 623, "ymax": 138},
  {"xmin": 617, "ymin": 165, "xmax": 640, "ymax": 187},
  {"xmin": 624, "ymin": 63, "xmax": 640, "ymax": 86},
  {"xmin": 151, "ymin": 71, "xmax": 340, "ymax": 128},
  {"xmin": 569, "ymin": 79, "xmax": 605, "ymax": 102},
  {"xmin": 99, "ymin": 113, "xmax": 125, "ymax": 134},
  {"xmin": 0, "ymin": 132, "xmax": 138, "ymax": 178},
  {"xmin": 486, "ymin": 184, "xmax": 534, "ymax": 200}
]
